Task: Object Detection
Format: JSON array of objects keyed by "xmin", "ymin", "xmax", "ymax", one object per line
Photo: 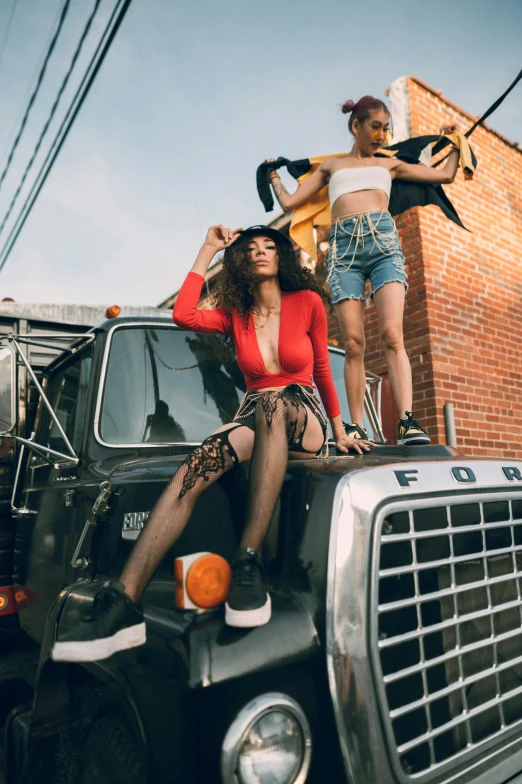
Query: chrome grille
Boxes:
[{"xmin": 372, "ymin": 494, "xmax": 522, "ymax": 779}]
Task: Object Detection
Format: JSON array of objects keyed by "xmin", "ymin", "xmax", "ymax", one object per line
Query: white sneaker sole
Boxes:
[
  {"xmin": 225, "ymin": 595, "xmax": 271, "ymax": 628},
  {"xmin": 51, "ymin": 622, "xmax": 146, "ymax": 663},
  {"xmin": 398, "ymin": 436, "xmax": 431, "ymax": 445}
]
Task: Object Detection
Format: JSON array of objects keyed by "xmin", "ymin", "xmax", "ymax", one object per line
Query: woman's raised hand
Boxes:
[
  {"xmin": 439, "ymin": 121, "xmax": 460, "ymax": 136},
  {"xmin": 204, "ymin": 225, "xmax": 243, "ymax": 252}
]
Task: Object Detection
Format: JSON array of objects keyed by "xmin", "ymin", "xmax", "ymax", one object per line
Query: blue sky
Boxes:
[{"xmin": 0, "ymin": 0, "xmax": 520, "ymax": 305}]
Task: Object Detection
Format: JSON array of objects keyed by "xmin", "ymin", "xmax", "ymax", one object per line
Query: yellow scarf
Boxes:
[{"xmin": 290, "ymin": 132, "xmax": 474, "ymax": 261}]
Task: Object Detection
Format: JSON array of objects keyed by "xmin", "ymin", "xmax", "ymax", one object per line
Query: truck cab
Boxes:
[{"xmin": 1, "ymin": 314, "xmax": 522, "ymax": 784}]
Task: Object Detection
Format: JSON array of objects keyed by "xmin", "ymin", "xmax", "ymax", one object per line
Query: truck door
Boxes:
[{"xmin": 16, "ymin": 346, "xmax": 93, "ymax": 642}]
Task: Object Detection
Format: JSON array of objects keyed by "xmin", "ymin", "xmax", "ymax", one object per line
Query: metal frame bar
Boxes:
[
  {"xmin": 7, "ymin": 335, "xmax": 77, "ymax": 460},
  {"xmin": 7, "ymin": 333, "xmax": 95, "ymax": 354},
  {"xmin": 11, "ymin": 434, "xmax": 78, "ymax": 465}
]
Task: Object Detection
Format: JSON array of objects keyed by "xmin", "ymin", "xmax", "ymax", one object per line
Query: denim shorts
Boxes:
[{"xmin": 327, "ymin": 210, "xmax": 408, "ymax": 304}]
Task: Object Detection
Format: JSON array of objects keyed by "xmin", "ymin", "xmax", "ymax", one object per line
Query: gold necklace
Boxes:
[
  {"xmin": 252, "ymin": 297, "xmax": 282, "ymax": 318},
  {"xmin": 252, "ymin": 297, "xmax": 282, "ymax": 330}
]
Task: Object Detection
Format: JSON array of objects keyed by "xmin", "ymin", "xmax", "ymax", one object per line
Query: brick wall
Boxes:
[{"xmin": 327, "ymin": 77, "xmax": 522, "ymax": 457}]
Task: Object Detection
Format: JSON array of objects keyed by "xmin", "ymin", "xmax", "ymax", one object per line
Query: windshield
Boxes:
[{"xmin": 99, "ymin": 325, "xmax": 377, "ymax": 445}]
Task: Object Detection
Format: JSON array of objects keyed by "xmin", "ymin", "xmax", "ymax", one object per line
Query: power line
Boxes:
[
  {"xmin": 0, "ymin": 0, "xmax": 104, "ymax": 237},
  {"xmin": 0, "ymin": 0, "xmax": 136, "ymax": 275},
  {"xmin": 0, "ymin": 0, "xmax": 18, "ymax": 73},
  {"xmin": 0, "ymin": 0, "xmax": 71, "ymax": 193},
  {"xmin": 0, "ymin": 1, "xmax": 66, "ymax": 167}
]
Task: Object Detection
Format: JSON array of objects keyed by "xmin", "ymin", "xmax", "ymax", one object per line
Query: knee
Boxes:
[
  {"xmin": 343, "ymin": 334, "xmax": 365, "ymax": 361},
  {"xmin": 255, "ymin": 391, "xmax": 287, "ymax": 427},
  {"xmin": 380, "ymin": 325, "xmax": 404, "ymax": 353}
]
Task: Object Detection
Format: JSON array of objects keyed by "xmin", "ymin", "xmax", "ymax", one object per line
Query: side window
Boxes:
[
  {"xmin": 44, "ymin": 349, "xmax": 93, "ymax": 454},
  {"xmin": 327, "ymin": 348, "xmax": 376, "ymax": 440}
]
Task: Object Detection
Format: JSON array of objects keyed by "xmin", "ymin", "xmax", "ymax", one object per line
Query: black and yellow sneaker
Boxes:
[
  {"xmin": 344, "ymin": 422, "xmax": 369, "ymax": 440},
  {"xmin": 397, "ymin": 411, "xmax": 431, "ymax": 446},
  {"xmin": 225, "ymin": 548, "xmax": 271, "ymax": 628}
]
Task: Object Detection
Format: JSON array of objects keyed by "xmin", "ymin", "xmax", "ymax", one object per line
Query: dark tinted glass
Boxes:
[
  {"xmin": 100, "ymin": 327, "xmax": 371, "ymax": 445},
  {"xmin": 47, "ymin": 349, "xmax": 93, "ymax": 452},
  {"xmin": 100, "ymin": 327, "xmax": 246, "ymax": 444},
  {"xmin": 0, "ymin": 347, "xmax": 14, "ymax": 432}
]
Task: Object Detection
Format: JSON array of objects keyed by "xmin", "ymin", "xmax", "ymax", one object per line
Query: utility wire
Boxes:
[
  {"xmin": 0, "ymin": 0, "xmax": 18, "ymax": 73},
  {"xmin": 0, "ymin": 0, "xmax": 72, "ymax": 193},
  {"xmin": 0, "ymin": 0, "xmax": 104, "ymax": 237},
  {"xmin": 0, "ymin": 0, "xmax": 136, "ymax": 274},
  {"xmin": 0, "ymin": 0, "xmax": 65, "ymax": 168}
]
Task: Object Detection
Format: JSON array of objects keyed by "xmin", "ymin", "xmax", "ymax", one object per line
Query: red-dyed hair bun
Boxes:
[{"xmin": 342, "ymin": 99, "xmax": 355, "ymax": 114}]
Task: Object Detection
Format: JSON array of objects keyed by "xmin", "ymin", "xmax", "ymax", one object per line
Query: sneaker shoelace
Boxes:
[
  {"xmin": 83, "ymin": 588, "xmax": 121, "ymax": 623},
  {"xmin": 232, "ymin": 560, "xmax": 258, "ymax": 588},
  {"xmin": 403, "ymin": 412, "xmax": 422, "ymax": 431}
]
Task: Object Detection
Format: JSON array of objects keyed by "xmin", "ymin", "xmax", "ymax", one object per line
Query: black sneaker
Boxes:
[
  {"xmin": 397, "ymin": 411, "xmax": 431, "ymax": 445},
  {"xmin": 344, "ymin": 422, "xmax": 369, "ymax": 440},
  {"xmin": 51, "ymin": 581, "xmax": 146, "ymax": 663},
  {"xmin": 225, "ymin": 548, "xmax": 271, "ymax": 628}
]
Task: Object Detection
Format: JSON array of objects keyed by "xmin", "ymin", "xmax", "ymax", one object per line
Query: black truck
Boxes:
[{"xmin": 0, "ymin": 310, "xmax": 522, "ymax": 784}]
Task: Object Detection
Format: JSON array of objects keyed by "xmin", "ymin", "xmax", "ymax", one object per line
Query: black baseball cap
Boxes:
[{"xmin": 238, "ymin": 225, "xmax": 294, "ymax": 253}]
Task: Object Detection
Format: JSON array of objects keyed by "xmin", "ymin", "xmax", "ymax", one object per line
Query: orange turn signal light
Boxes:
[
  {"xmin": 105, "ymin": 305, "xmax": 121, "ymax": 319},
  {"xmin": 175, "ymin": 552, "xmax": 232, "ymax": 610}
]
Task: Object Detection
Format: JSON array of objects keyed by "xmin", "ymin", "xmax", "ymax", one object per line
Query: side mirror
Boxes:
[{"xmin": 0, "ymin": 345, "xmax": 15, "ymax": 434}]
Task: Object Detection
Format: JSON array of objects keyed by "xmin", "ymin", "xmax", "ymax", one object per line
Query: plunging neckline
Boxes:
[{"xmin": 249, "ymin": 293, "xmax": 285, "ymax": 375}]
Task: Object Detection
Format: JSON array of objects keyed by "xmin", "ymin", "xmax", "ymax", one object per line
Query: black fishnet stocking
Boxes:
[
  {"xmin": 241, "ymin": 391, "xmax": 308, "ymax": 553},
  {"xmin": 120, "ymin": 428, "xmax": 240, "ymax": 601}
]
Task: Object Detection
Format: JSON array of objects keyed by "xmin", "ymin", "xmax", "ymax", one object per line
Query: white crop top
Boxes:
[{"xmin": 329, "ymin": 166, "xmax": 392, "ymax": 209}]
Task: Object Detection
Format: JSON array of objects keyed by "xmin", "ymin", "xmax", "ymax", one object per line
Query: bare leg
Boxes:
[
  {"xmin": 373, "ymin": 282, "xmax": 411, "ymax": 417},
  {"xmin": 240, "ymin": 392, "xmax": 324, "ymax": 553},
  {"xmin": 120, "ymin": 423, "xmax": 254, "ymax": 601},
  {"xmin": 334, "ymin": 299, "xmax": 366, "ymax": 425}
]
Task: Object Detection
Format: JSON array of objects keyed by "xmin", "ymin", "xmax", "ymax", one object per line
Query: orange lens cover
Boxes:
[{"xmin": 185, "ymin": 554, "xmax": 232, "ymax": 608}]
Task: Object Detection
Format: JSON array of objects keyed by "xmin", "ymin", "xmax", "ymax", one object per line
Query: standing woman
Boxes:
[
  {"xmin": 266, "ymin": 96, "xmax": 461, "ymax": 445},
  {"xmin": 52, "ymin": 224, "xmax": 370, "ymax": 663}
]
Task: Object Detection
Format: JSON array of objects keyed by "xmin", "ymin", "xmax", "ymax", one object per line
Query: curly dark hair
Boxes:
[{"xmin": 213, "ymin": 234, "xmax": 331, "ymax": 321}]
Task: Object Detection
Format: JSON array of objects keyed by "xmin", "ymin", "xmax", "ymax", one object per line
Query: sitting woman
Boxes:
[{"xmin": 52, "ymin": 223, "xmax": 371, "ymax": 663}]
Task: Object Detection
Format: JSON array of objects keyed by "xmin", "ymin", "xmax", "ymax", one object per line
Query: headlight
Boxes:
[{"xmin": 221, "ymin": 693, "xmax": 311, "ymax": 784}]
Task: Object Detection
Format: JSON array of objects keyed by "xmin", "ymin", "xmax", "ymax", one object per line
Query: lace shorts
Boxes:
[
  {"xmin": 233, "ymin": 383, "xmax": 328, "ymax": 455},
  {"xmin": 327, "ymin": 210, "xmax": 408, "ymax": 303}
]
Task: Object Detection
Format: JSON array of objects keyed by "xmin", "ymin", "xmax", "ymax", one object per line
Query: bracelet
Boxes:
[{"xmin": 269, "ymin": 171, "xmax": 280, "ymax": 180}]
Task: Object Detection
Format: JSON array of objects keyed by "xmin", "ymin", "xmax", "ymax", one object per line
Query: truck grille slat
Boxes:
[
  {"xmin": 378, "ymin": 597, "xmax": 522, "ymax": 648},
  {"xmin": 372, "ymin": 495, "xmax": 522, "ymax": 778},
  {"xmin": 397, "ymin": 683, "xmax": 522, "ymax": 754},
  {"xmin": 379, "ymin": 542, "xmax": 522, "ymax": 578},
  {"xmin": 383, "ymin": 623, "xmax": 522, "ymax": 685},
  {"xmin": 390, "ymin": 649, "xmax": 522, "ymax": 718},
  {"xmin": 378, "ymin": 566, "xmax": 522, "ymax": 613}
]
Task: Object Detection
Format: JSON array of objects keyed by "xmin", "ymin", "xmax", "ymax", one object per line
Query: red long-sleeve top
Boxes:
[{"xmin": 173, "ymin": 272, "xmax": 341, "ymax": 418}]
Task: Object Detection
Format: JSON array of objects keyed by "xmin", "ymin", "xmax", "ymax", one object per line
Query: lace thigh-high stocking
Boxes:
[
  {"xmin": 120, "ymin": 427, "xmax": 241, "ymax": 600},
  {"xmin": 241, "ymin": 390, "xmax": 308, "ymax": 553}
]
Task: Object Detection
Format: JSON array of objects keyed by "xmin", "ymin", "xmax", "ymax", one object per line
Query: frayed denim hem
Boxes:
[
  {"xmin": 332, "ymin": 293, "xmax": 366, "ymax": 305},
  {"xmin": 370, "ymin": 277, "xmax": 409, "ymax": 299}
]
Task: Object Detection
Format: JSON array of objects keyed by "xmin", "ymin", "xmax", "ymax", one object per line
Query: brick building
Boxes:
[{"xmin": 161, "ymin": 76, "xmax": 522, "ymax": 458}]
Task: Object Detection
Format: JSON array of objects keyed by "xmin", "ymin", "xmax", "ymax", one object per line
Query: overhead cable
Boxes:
[
  {"xmin": 0, "ymin": 0, "xmax": 18, "ymax": 73},
  {"xmin": 0, "ymin": 0, "xmax": 104, "ymax": 237},
  {"xmin": 0, "ymin": 0, "xmax": 72, "ymax": 192},
  {"xmin": 0, "ymin": 0, "xmax": 136, "ymax": 274}
]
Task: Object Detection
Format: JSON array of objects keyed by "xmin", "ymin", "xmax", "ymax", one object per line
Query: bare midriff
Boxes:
[{"xmin": 330, "ymin": 188, "xmax": 390, "ymax": 221}]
